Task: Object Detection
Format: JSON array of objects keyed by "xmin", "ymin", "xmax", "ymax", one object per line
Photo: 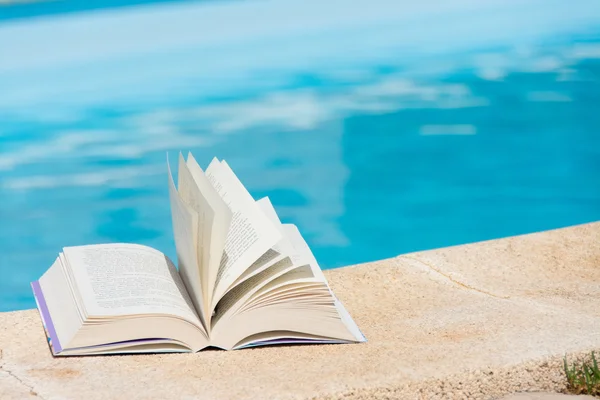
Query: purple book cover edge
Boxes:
[{"xmin": 31, "ymin": 281, "xmax": 63, "ymax": 354}]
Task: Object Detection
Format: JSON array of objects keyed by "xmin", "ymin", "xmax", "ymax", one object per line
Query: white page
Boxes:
[
  {"xmin": 60, "ymin": 252, "xmax": 87, "ymax": 321},
  {"xmin": 176, "ymin": 154, "xmax": 206, "ymax": 296},
  {"xmin": 235, "ymin": 332, "xmax": 346, "ymax": 350},
  {"xmin": 241, "ymin": 282, "xmax": 328, "ymax": 313},
  {"xmin": 257, "ymin": 198, "xmax": 304, "ymax": 266},
  {"xmin": 244, "ymin": 264, "xmax": 316, "ymax": 302},
  {"xmin": 63, "ymin": 244, "xmax": 202, "ymax": 328},
  {"xmin": 184, "ymin": 152, "xmax": 231, "ymax": 310},
  {"xmin": 334, "ymin": 298, "xmax": 367, "ymax": 342},
  {"xmin": 211, "ymin": 257, "xmax": 296, "ymax": 328},
  {"xmin": 205, "ymin": 159, "xmax": 282, "ymax": 304},
  {"xmin": 283, "ymin": 224, "xmax": 327, "ymax": 284},
  {"xmin": 38, "ymin": 257, "xmax": 83, "ymax": 351},
  {"xmin": 168, "ymin": 158, "xmax": 208, "ymax": 330},
  {"xmin": 283, "ymin": 224, "xmax": 366, "ymax": 342},
  {"xmin": 256, "ymin": 197, "xmax": 282, "ymax": 226},
  {"xmin": 229, "ymin": 197, "xmax": 298, "ymax": 288},
  {"xmin": 231, "ymin": 248, "xmax": 282, "ymax": 288}
]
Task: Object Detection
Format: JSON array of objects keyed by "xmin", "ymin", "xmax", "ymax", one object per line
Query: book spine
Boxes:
[{"xmin": 31, "ymin": 281, "xmax": 62, "ymax": 355}]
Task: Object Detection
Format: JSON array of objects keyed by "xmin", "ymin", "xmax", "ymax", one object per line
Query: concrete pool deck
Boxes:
[{"xmin": 1, "ymin": 222, "xmax": 599, "ymax": 399}]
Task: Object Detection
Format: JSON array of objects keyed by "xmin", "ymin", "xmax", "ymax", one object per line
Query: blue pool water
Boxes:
[{"xmin": 1, "ymin": 0, "xmax": 600, "ymax": 311}]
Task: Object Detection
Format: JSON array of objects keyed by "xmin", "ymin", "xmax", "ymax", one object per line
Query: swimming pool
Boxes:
[{"xmin": 1, "ymin": 0, "xmax": 600, "ymax": 311}]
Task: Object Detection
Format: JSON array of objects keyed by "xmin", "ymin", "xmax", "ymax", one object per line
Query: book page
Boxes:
[
  {"xmin": 241, "ymin": 282, "xmax": 329, "ymax": 313},
  {"xmin": 231, "ymin": 248, "xmax": 281, "ymax": 288},
  {"xmin": 184, "ymin": 152, "xmax": 231, "ymax": 309},
  {"xmin": 60, "ymin": 252, "xmax": 86, "ymax": 321},
  {"xmin": 245, "ymin": 264, "xmax": 316, "ymax": 302},
  {"xmin": 256, "ymin": 197, "xmax": 282, "ymax": 226},
  {"xmin": 282, "ymin": 224, "xmax": 366, "ymax": 343},
  {"xmin": 282, "ymin": 223, "xmax": 328, "ymax": 284},
  {"xmin": 235, "ymin": 331, "xmax": 345, "ymax": 349},
  {"xmin": 38, "ymin": 256, "xmax": 83, "ymax": 353},
  {"xmin": 205, "ymin": 159, "xmax": 282, "ymax": 304},
  {"xmin": 63, "ymin": 244, "xmax": 203, "ymax": 330},
  {"xmin": 211, "ymin": 257, "xmax": 295, "ymax": 328},
  {"xmin": 258, "ymin": 198, "xmax": 308, "ymax": 265},
  {"xmin": 175, "ymin": 154, "xmax": 203, "ymax": 283},
  {"xmin": 230, "ymin": 197, "xmax": 293, "ymax": 288},
  {"xmin": 168, "ymin": 158, "xmax": 208, "ymax": 330}
]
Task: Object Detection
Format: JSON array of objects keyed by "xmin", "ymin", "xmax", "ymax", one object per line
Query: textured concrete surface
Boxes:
[
  {"xmin": 0, "ymin": 222, "xmax": 599, "ymax": 400},
  {"xmin": 499, "ymin": 394, "xmax": 595, "ymax": 400}
]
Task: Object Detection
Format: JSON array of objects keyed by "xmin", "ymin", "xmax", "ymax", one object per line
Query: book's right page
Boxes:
[
  {"xmin": 204, "ymin": 159, "xmax": 282, "ymax": 305},
  {"xmin": 258, "ymin": 197, "xmax": 362, "ymax": 327},
  {"xmin": 282, "ymin": 223, "xmax": 367, "ymax": 344},
  {"xmin": 259, "ymin": 197, "xmax": 365, "ymax": 343},
  {"xmin": 212, "ymin": 197, "xmax": 366, "ymax": 350}
]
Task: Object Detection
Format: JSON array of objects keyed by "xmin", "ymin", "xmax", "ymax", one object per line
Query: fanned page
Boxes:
[
  {"xmin": 204, "ymin": 159, "xmax": 282, "ymax": 304},
  {"xmin": 208, "ymin": 195, "xmax": 365, "ymax": 349},
  {"xmin": 229, "ymin": 197, "xmax": 290, "ymax": 288},
  {"xmin": 280, "ymin": 224, "xmax": 367, "ymax": 344},
  {"xmin": 173, "ymin": 153, "xmax": 232, "ymax": 323},
  {"xmin": 185, "ymin": 153, "xmax": 231, "ymax": 310},
  {"xmin": 167, "ymin": 158, "xmax": 208, "ymax": 331},
  {"xmin": 210, "ymin": 259, "xmax": 363, "ymax": 349},
  {"xmin": 242, "ymin": 198, "xmax": 366, "ymax": 346}
]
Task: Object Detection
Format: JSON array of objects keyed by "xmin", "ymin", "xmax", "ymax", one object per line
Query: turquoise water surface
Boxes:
[{"xmin": 1, "ymin": 0, "xmax": 600, "ymax": 311}]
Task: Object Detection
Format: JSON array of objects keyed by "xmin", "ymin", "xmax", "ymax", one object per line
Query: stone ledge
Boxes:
[{"xmin": 1, "ymin": 222, "xmax": 599, "ymax": 400}]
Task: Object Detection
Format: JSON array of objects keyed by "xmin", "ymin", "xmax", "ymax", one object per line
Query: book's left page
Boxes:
[
  {"xmin": 32, "ymin": 257, "xmax": 80, "ymax": 356},
  {"xmin": 33, "ymin": 244, "xmax": 210, "ymax": 356}
]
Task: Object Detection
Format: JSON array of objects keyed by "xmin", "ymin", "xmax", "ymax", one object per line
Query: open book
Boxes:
[{"xmin": 32, "ymin": 154, "xmax": 365, "ymax": 356}]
